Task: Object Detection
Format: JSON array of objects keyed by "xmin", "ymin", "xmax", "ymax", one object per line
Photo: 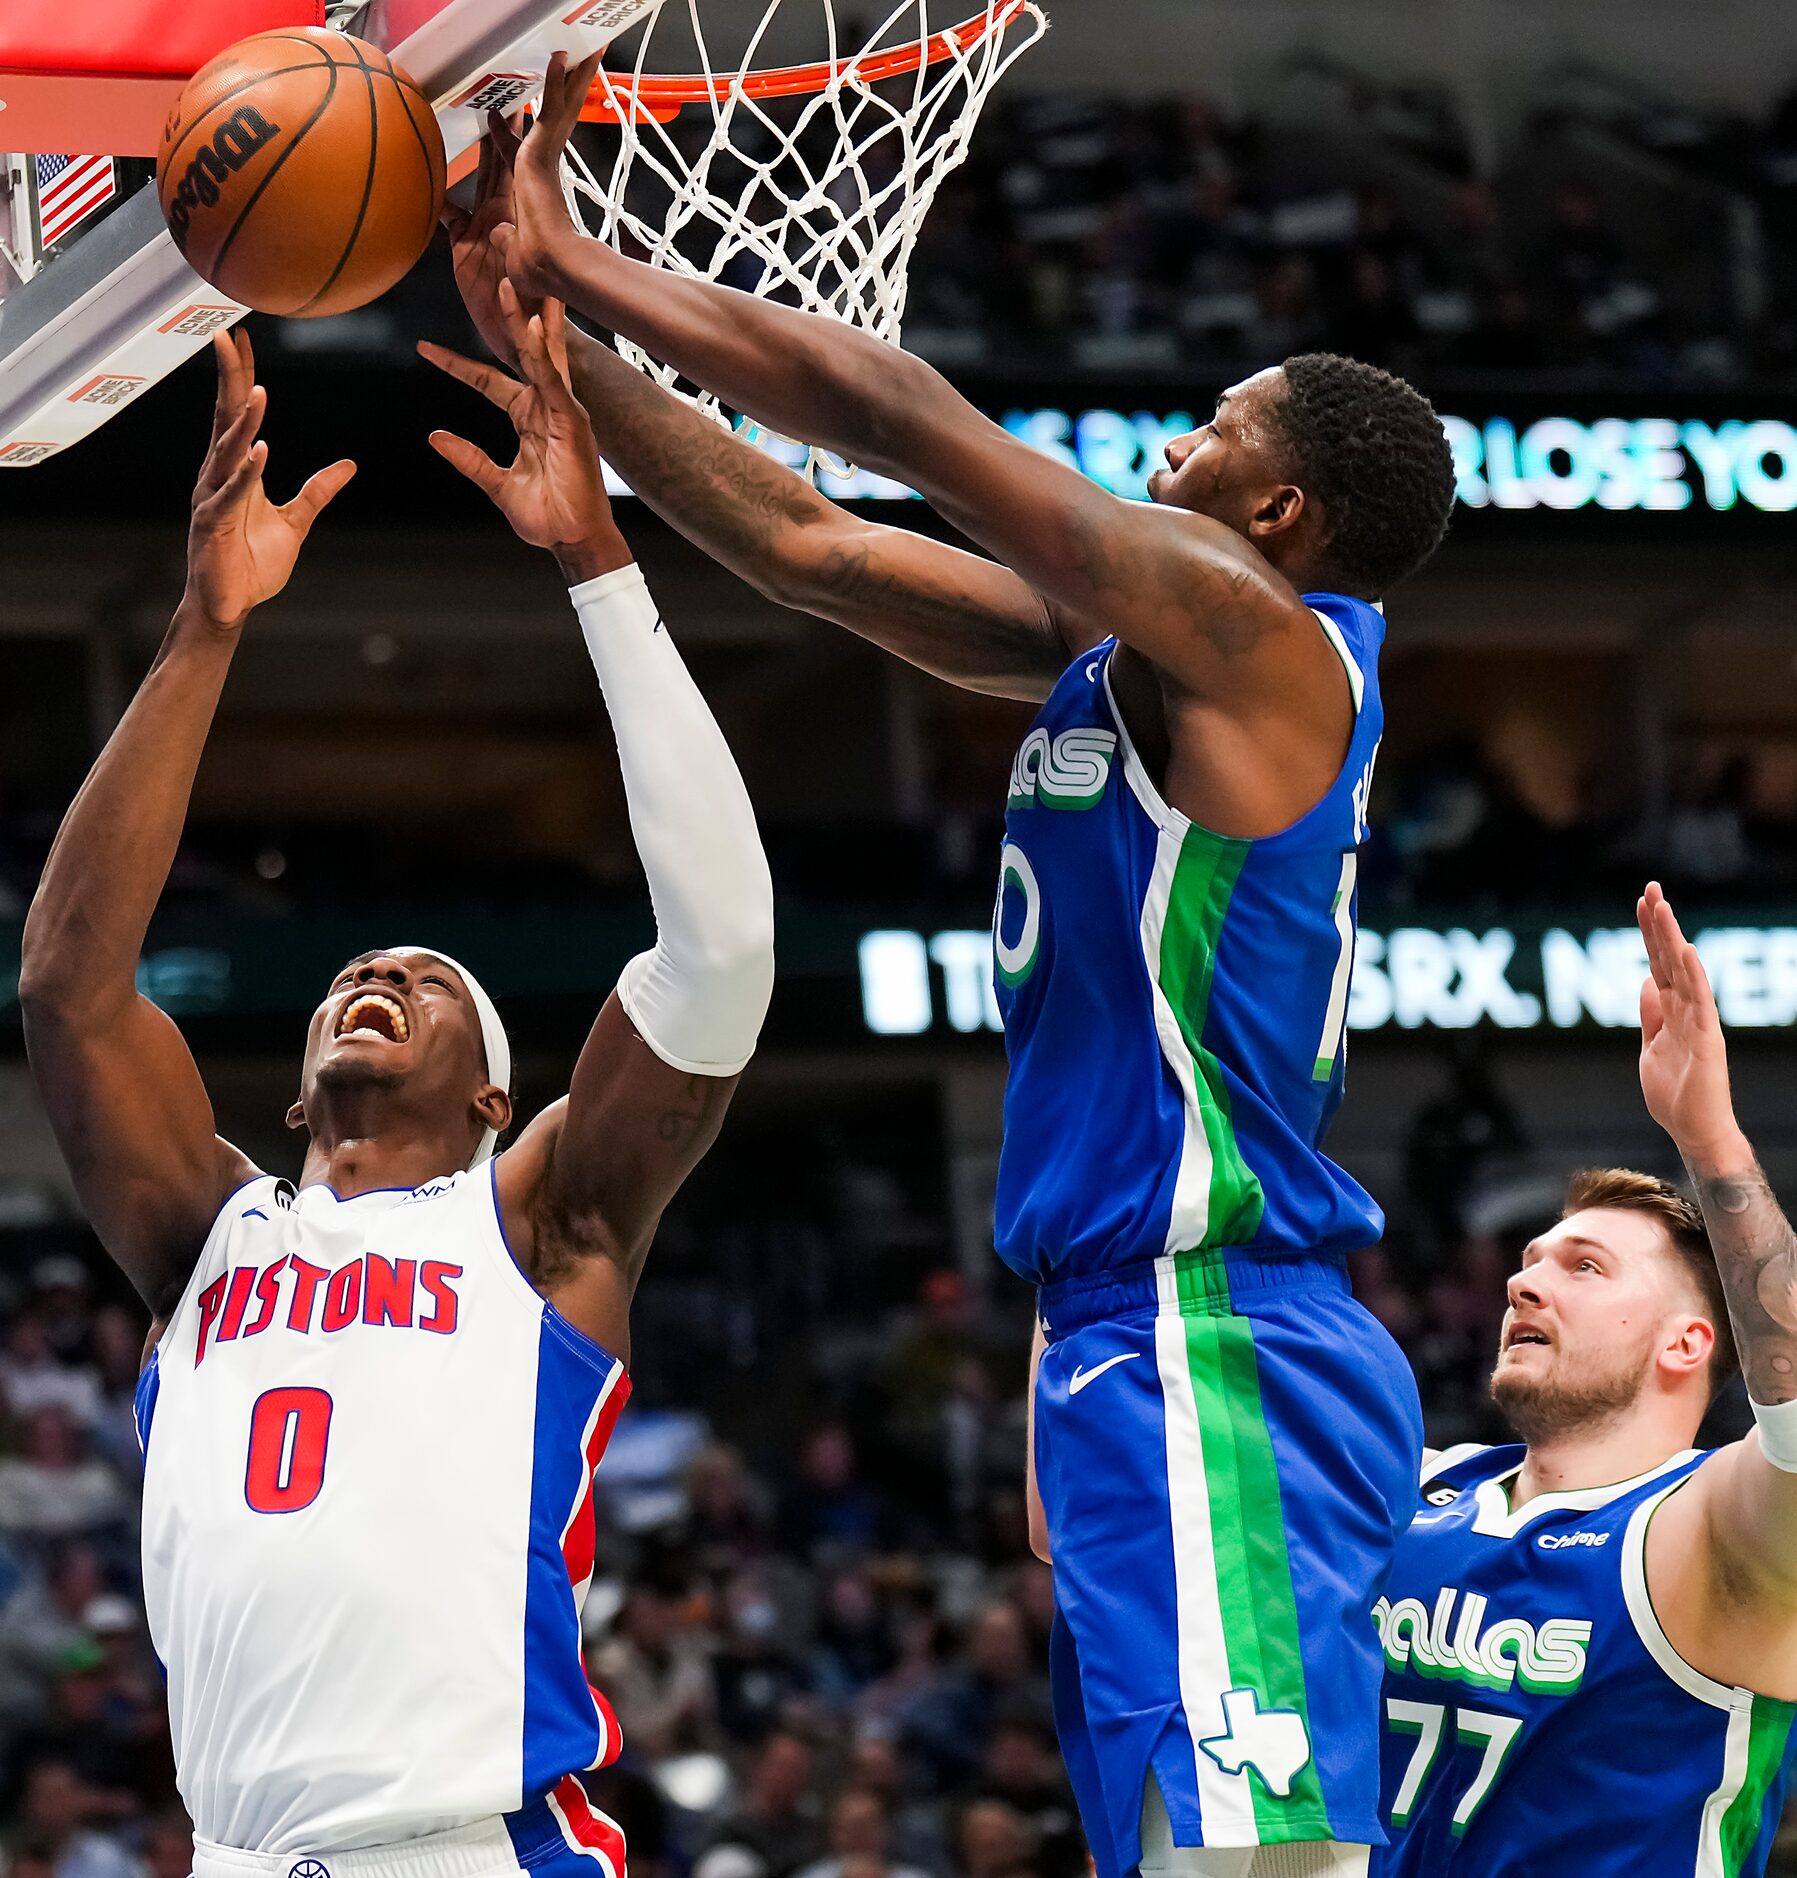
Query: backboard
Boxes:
[{"xmin": 0, "ymin": 0, "xmax": 663, "ymax": 467}]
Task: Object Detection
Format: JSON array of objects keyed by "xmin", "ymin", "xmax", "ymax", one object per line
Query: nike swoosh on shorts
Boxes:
[{"xmin": 1068, "ymin": 1352, "xmax": 1141, "ymax": 1395}]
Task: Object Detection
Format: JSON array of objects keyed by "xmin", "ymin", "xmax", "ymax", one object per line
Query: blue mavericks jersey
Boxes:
[
  {"xmin": 1376, "ymin": 1443, "xmax": 1797, "ymax": 1878},
  {"xmin": 991, "ymin": 595, "xmax": 1386, "ymax": 1284}
]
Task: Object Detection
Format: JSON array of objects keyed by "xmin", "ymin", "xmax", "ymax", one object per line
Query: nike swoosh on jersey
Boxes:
[{"xmin": 1068, "ymin": 1353, "xmax": 1141, "ymax": 1395}]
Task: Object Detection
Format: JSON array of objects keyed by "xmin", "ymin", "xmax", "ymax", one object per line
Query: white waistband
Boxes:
[{"xmin": 194, "ymin": 1818, "xmax": 521, "ymax": 1878}]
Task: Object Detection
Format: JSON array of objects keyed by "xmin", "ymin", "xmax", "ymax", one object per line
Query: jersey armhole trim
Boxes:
[
  {"xmin": 1309, "ymin": 606, "xmax": 1366, "ymax": 713},
  {"xmin": 486, "ymin": 1158, "xmax": 629, "ymax": 1381},
  {"xmin": 1621, "ymin": 1480, "xmax": 1742, "ymax": 1712}
]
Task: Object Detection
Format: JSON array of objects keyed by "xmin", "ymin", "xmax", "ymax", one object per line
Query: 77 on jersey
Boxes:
[{"xmin": 1386, "ymin": 1698, "xmax": 1524, "ymax": 1836}]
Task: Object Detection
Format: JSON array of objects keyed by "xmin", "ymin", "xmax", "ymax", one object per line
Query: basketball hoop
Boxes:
[{"xmin": 559, "ymin": 0, "xmax": 1047, "ymax": 471}]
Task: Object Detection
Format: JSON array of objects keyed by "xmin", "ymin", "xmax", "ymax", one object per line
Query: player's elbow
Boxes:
[
  {"xmin": 17, "ymin": 916, "xmax": 83, "ymax": 1020},
  {"xmin": 686, "ymin": 884, "xmax": 776, "ymax": 1025}
]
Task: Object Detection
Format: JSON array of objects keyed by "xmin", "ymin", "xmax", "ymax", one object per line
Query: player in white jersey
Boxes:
[{"xmin": 19, "ymin": 304, "xmax": 775, "ymax": 1878}]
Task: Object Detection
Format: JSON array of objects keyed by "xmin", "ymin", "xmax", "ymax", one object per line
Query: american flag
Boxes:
[{"xmin": 35, "ymin": 154, "xmax": 117, "ymax": 249}]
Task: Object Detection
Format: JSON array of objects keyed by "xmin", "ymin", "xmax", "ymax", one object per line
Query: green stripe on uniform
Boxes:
[
  {"xmin": 1719, "ymin": 1696, "xmax": 1797, "ymax": 1875},
  {"xmin": 1176, "ymin": 1252, "xmax": 1331, "ymax": 1839},
  {"xmin": 1157, "ymin": 828, "xmax": 1266, "ymax": 1250}
]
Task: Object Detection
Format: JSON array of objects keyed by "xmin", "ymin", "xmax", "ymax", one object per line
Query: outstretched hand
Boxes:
[
  {"xmin": 503, "ymin": 50, "xmax": 602, "ymax": 298},
  {"xmin": 420, "ymin": 283, "xmax": 628, "ymax": 582},
  {"xmin": 185, "ymin": 330, "xmax": 356, "ymax": 630},
  {"xmin": 1638, "ymin": 881, "xmax": 1743, "ymax": 1164},
  {"xmin": 442, "ymin": 113, "xmax": 541, "ymax": 366}
]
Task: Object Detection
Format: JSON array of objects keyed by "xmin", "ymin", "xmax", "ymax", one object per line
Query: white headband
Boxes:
[{"xmin": 386, "ymin": 947, "xmax": 513, "ymax": 1167}]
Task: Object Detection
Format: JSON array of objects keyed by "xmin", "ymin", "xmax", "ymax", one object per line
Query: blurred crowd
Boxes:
[{"xmin": 898, "ymin": 81, "xmax": 1797, "ymax": 382}]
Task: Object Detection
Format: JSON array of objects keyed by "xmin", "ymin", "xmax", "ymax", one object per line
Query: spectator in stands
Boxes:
[
  {"xmin": 951, "ymin": 1798, "xmax": 1037, "ymax": 1878},
  {"xmin": 588, "ymin": 1582, "xmax": 718, "ymax": 1762},
  {"xmin": 698, "ymin": 1729, "xmax": 824, "ymax": 1878},
  {"xmin": 897, "ymin": 1603, "xmax": 1045, "ymax": 1792},
  {"xmin": 0, "ymin": 1318, "xmax": 100, "ymax": 1431},
  {"xmin": 808, "ymin": 1569, "xmax": 895, "ymax": 1706},
  {"xmin": 962, "ymin": 1717, "xmax": 1081, "ymax": 1878},
  {"xmin": 791, "ymin": 1788, "xmax": 932, "ymax": 1878},
  {"xmin": 781, "ymin": 1426, "xmax": 883, "ymax": 1564},
  {"xmin": 0, "ymin": 1411, "xmax": 128, "ymax": 1549},
  {"xmin": 15, "ymin": 1762, "xmax": 139, "ymax": 1878},
  {"xmin": 29, "ymin": 1262, "xmax": 93, "ymax": 1369},
  {"xmin": 140, "ymin": 1812, "xmax": 192, "ymax": 1878},
  {"xmin": 711, "ymin": 1570, "xmax": 811, "ymax": 1745},
  {"xmin": 87, "ymin": 1314, "xmax": 145, "ymax": 1482}
]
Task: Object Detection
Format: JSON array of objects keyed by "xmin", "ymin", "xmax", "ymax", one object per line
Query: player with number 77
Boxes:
[{"xmin": 1375, "ymin": 881, "xmax": 1797, "ymax": 1876}]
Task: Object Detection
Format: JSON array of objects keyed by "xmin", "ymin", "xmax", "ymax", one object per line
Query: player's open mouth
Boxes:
[
  {"xmin": 1505, "ymin": 1326, "xmax": 1551, "ymax": 1349},
  {"xmin": 336, "ymin": 993, "xmax": 410, "ymax": 1044}
]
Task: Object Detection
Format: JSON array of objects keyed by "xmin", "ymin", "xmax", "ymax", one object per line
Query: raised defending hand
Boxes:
[
  {"xmin": 502, "ymin": 50, "xmax": 602, "ymax": 298},
  {"xmin": 1638, "ymin": 881, "xmax": 1744, "ymax": 1163},
  {"xmin": 442, "ymin": 113, "xmax": 540, "ymax": 367},
  {"xmin": 185, "ymin": 330, "xmax": 357, "ymax": 630},
  {"xmin": 421, "ymin": 283, "xmax": 628, "ymax": 582}
]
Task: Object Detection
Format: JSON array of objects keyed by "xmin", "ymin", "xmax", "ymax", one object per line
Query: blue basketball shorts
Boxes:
[{"xmin": 1035, "ymin": 1249, "xmax": 1422, "ymax": 1867}]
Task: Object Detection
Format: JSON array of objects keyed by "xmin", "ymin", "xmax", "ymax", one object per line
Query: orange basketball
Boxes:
[{"xmin": 157, "ymin": 28, "xmax": 446, "ymax": 319}]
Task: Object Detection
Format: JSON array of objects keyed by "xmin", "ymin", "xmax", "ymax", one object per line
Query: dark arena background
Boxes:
[{"xmin": 4, "ymin": 0, "xmax": 1797, "ymax": 1873}]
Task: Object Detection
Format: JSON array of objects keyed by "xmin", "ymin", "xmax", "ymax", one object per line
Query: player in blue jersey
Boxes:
[
  {"xmin": 1376, "ymin": 882, "xmax": 1797, "ymax": 1877},
  {"xmin": 437, "ymin": 60, "xmax": 1458, "ymax": 1878}
]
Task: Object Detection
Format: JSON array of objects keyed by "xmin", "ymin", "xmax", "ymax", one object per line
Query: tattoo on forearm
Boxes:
[
  {"xmin": 812, "ymin": 536, "xmax": 1058, "ymax": 670},
  {"xmin": 1689, "ymin": 1158, "xmax": 1797, "ymax": 1402},
  {"xmin": 572, "ymin": 341, "xmax": 1060, "ymax": 681},
  {"xmin": 572, "ymin": 345, "xmax": 821, "ymax": 570}
]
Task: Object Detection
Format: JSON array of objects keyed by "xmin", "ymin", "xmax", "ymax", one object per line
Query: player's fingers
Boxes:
[
  {"xmin": 533, "ymin": 50, "xmax": 596, "ymax": 151},
  {"xmin": 1639, "ymin": 972, "xmax": 1664, "ymax": 1044},
  {"xmin": 496, "ymin": 273, "xmax": 533, "ymax": 353},
  {"xmin": 474, "ymin": 126, "xmax": 497, "ymax": 201},
  {"xmin": 284, "ymin": 458, "xmax": 358, "ymax": 532},
  {"xmin": 541, "ymin": 299, "xmax": 571, "ymax": 382},
  {"xmin": 208, "ymin": 330, "xmax": 249, "ymax": 445},
  {"xmin": 1640, "ymin": 890, "xmax": 1676, "ymax": 991},
  {"xmin": 515, "ymin": 313, "xmax": 557, "ymax": 392},
  {"xmin": 202, "ymin": 437, "xmax": 268, "ymax": 517},
  {"xmin": 441, "ymin": 200, "xmax": 472, "ymax": 241},
  {"xmin": 487, "ymin": 109, "xmax": 523, "ymax": 164},
  {"xmin": 201, "ymin": 385, "xmax": 267, "ymax": 493},
  {"xmin": 428, "ymin": 429, "xmax": 507, "ymax": 500},
  {"xmin": 417, "ymin": 340, "xmax": 522, "ymax": 411},
  {"xmin": 1663, "ymin": 903, "xmax": 1718, "ymax": 1019},
  {"xmin": 236, "ymin": 325, "xmax": 256, "ymax": 383}
]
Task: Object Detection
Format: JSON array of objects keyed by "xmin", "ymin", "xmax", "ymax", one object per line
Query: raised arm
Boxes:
[
  {"xmin": 20, "ymin": 336, "xmax": 354, "ymax": 1313},
  {"xmin": 440, "ymin": 300, "xmax": 773, "ymax": 1360},
  {"xmin": 499, "ymin": 62, "xmax": 1316, "ymax": 700},
  {"xmin": 434, "ymin": 137, "xmax": 1074, "ymax": 702},
  {"xmin": 1636, "ymin": 884, "xmax": 1797, "ymax": 1638}
]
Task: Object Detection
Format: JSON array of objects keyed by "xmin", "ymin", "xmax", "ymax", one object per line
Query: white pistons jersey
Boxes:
[{"xmin": 137, "ymin": 1167, "xmax": 631, "ymax": 1856}]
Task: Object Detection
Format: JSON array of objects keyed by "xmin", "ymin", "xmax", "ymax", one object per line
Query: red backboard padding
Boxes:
[
  {"xmin": 1, "ymin": 0, "xmax": 323, "ymax": 79},
  {"xmin": 0, "ymin": 0, "xmax": 323, "ymax": 155}
]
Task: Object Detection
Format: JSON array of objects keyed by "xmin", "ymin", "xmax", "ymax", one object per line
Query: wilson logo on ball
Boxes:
[{"xmin": 164, "ymin": 109, "xmax": 283, "ymax": 246}]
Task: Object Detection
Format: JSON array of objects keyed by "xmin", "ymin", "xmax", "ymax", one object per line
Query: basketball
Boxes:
[{"xmin": 156, "ymin": 28, "xmax": 445, "ymax": 319}]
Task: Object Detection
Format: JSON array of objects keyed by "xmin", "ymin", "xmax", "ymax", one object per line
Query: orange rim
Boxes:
[{"xmin": 580, "ymin": 2, "xmax": 1033, "ymax": 123}]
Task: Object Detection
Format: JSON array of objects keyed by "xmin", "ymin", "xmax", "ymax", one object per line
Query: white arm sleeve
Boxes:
[{"xmin": 571, "ymin": 565, "xmax": 774, "ymax": 1077}]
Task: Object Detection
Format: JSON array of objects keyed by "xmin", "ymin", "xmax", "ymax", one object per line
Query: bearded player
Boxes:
[
  {"xmin": 1376, "ymin": 883, "xmax": 1797, "ymax": 1875},
  {"xmin": 19, "ymin": 317, "xmax": 773, "ymax": 1873},
  {"xmin": 430, "ymin": 59, "xmax": 1456, "ymax": 1877}
]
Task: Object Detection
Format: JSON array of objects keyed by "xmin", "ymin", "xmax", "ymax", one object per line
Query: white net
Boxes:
[{"xmin": 560, "ymin": 1, "xmax": 1046, "ymax": 462}]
